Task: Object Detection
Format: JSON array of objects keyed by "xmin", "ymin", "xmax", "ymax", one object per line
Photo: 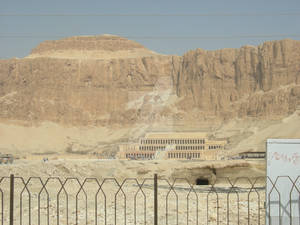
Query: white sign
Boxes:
[{"xmin": 266, "ymin": 139, "xmax": 300, "ymax": 225}]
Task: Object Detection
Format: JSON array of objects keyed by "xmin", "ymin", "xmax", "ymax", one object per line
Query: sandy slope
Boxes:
[
  {"xmin": 1, "ymin": 111, "xmax": 299, "ymax": 159},
  {"xmin": 220, "ymin": 110, "xmax": 300, "ymax": 155}
]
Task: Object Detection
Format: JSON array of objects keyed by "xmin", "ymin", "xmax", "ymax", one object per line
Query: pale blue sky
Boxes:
[{"xmin": 1, "ymin": 0, "xmax": 300, "ymax": 58}]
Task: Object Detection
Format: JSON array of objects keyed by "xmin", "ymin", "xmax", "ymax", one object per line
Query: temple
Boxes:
[{"xmin": 118, "ymin": 132, "xmax": 227, "ymax": 160}]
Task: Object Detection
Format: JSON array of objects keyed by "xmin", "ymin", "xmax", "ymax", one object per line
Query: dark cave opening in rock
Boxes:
[{"xmin": 195, "ymin": 178, "xmax": 209, "ymax": 185}]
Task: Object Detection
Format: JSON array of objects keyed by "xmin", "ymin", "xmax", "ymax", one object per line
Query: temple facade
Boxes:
[{"xmin": 118, "ymin": 132, "xmax": 227, "ymax": 160}]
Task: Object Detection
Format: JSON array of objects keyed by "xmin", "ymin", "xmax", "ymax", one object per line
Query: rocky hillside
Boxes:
[
  {"xmin": 0, "ymin": 35, "xmax": 300, "ymax": 155},
  {"xmin": 27, "ymin": 35, "xmax": 159, "ymax": 59},
  {"xmin": 1, "ymin": 36, "xmax": 299, "ymax": 126},
  {"xmin": 175, "ymin": 40, "xmax": 300, "ymax": 120},
  {"xmin": 0, "ymin": 35, "xmax": 175, "ymax": 125}
]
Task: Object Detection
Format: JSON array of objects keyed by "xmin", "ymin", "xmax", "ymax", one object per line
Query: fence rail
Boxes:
[{"xmin": 0, "ymin": 175, "xmax": 299, "ymax": 225}]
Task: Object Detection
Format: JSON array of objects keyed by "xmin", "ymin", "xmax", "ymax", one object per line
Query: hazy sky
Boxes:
[{"xmin": 1, "ymin": 0, "xmax": 300, "ymax": 58}]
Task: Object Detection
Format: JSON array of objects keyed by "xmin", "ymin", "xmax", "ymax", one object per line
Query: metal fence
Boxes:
[{"xmin": 0, "ymin": 175, "xmax": 299, "ymax": 225}]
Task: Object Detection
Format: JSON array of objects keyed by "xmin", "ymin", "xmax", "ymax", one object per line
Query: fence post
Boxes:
[
  {"xmin": 9, "ymin": 174, "xmax": 14, "ymax": 225},
  {"xmin": 154, "ymin": 173, "xmax": 158, "ymax": 225}
]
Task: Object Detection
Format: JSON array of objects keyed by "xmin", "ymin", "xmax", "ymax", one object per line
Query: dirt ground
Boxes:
[
  {"xmin": 0, "ymin": 159, "xmax": 266, "ymax": 225},
  {"xmin": 0, "ymin": 158, "xmax": 265, "ymax": 181}
]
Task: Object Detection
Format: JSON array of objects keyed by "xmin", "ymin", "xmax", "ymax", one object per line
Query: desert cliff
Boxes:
[
  {"xmin": 174, "ymin": 39, "xmax": 300, "ymax": 119},
  {"xmin": 0, "ymin": 35, "xmax": 299, "ymax": 156}
]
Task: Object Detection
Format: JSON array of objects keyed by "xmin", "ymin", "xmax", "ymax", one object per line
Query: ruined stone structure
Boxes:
[{"xmin": 118, "ymin": 132, "xmax": 227, "ymax": 160}]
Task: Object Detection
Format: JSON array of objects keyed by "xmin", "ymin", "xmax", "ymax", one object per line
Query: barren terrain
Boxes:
[
  {"xmin": 0, "ymin": 159, "xmax": 266, "ymax": 225},
  {"xmin": 0, "ymin": 158, "xmax": 265, "ymax": 180},
  {"xmin": 0, "ymin": 35, "xmax": 300, "ymax": 180}
]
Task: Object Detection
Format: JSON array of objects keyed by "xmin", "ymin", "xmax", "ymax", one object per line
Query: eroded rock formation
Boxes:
[
  {"xmin": 174, "ymin": 39, "xmax": 300, "ymax": 120},
  {"xmin": 0, "ymin": 36, "xmax": 300, "ymax": 126}
]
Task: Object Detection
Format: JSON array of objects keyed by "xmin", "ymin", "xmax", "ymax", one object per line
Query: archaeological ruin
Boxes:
[{"xmin": 118, "ymin": 132, "xmax": 227, "ymax": 160}]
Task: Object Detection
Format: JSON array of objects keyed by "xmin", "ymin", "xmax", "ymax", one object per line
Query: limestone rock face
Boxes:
[
  {"xmin": 0, "ymin": 37, "xmax": 300, "ymax": 126},
  {"xmin": 27, "ymin": 35, "xmax": 159, "ymax": 60},
  {"xmin": 175, "ymin": 39, "xmax": 300, "ymax": 120},
  {"xmin": 0, "ymin": 56, "xmax": 175, "ymax": 125}
]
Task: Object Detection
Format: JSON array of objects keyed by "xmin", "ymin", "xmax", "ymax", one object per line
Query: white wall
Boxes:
[{"xmin": 266, "ymin": 139, "xmax": 300, "ymax": 225}]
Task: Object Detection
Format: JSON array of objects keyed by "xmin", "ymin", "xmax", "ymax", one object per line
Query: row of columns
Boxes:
[
  {"xmin": 208, "ymin": 145, "xmax": 222, "ymax": 150},
  {"xmin": 141, "ymin": 139, "xmax": 205, "ymax": 145},
  {"xmin": 139, "ymin": 145, "xmax": 206, "ymax": 151},
  {"xmin": 175, "ymin": 145, "xmax": 204, "ymax": 150},
  {"xmin": 168, "ymin": 152, "xmax": 204, "ymax": 159},
  {"xmin": 125, "ymin": 153, "xmax": 154, "ymax": 159},
  {"xmin": 139, "ymin": 146, "xmax": 165, "ymax": 151}
]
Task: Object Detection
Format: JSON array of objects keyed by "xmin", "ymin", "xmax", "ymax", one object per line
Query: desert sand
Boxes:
[{"xmin": 0, "ymin": 159, "xmax": 266, "ymax": 225}]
